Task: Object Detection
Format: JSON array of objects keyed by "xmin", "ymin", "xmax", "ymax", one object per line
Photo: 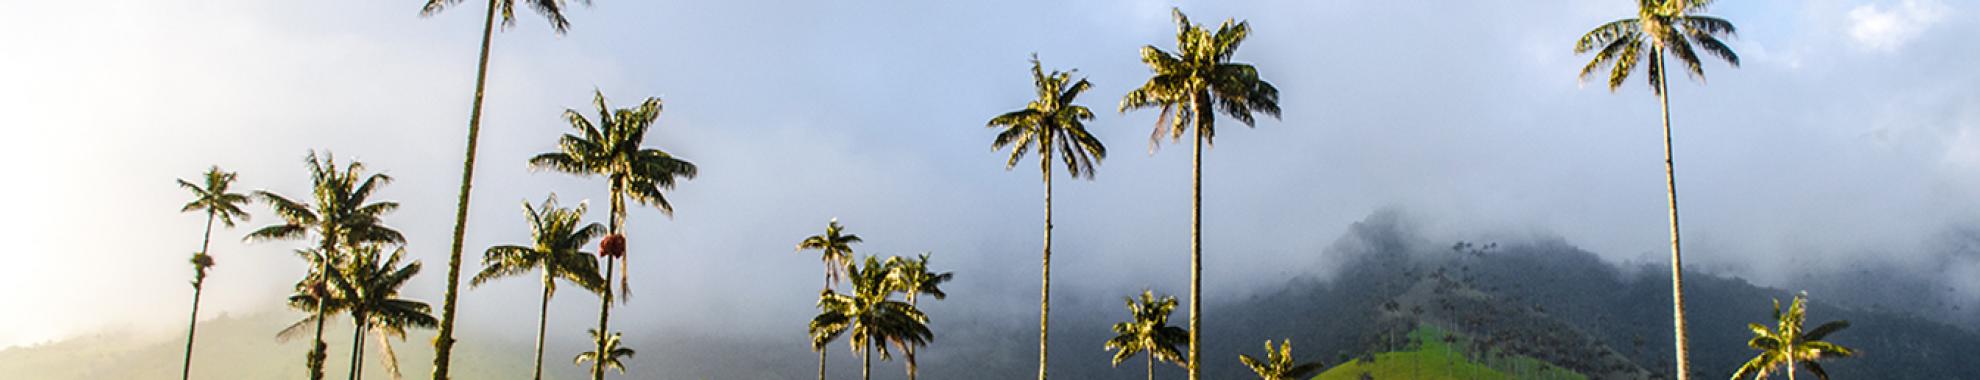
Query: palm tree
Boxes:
[
  {"xmin": 1239, "ymin": 339, "xmax": 1322, "ymax": 380},
  {"xmin": 1120, "ymin": 9, "xmax": 1280, "ymax": 379},
  {"xmin": 248, "ymin": 151, "xmax": 405, "ymax": 380},
  {"xmin": 176, "ymin": 166, "xmax": 251, "ymax": 380},
  {"xmin": 1574, "ymin": 2, "xmax": 1738, "ymax": 378},
  {"xmin": 988, "ymin": 54, "xmax": 1107, "ymax": 380},
  {"xmin": 414, "ymin": 0, "xmax": 589, "ymax": 374},
  {"xmin": 574, "ymin": 329, "xmax": 637, "ymax": 375},
  {"xmin": 1104, "ymin": 290, "xmax": 1188, "ymax": 380},
  {"xmin": 1731, "ymin": 292, "xmax": 1855, "ymax": 380},
  {"xmin": 471, "ymin": 195, "xmax": 608, "ymax": 380},
  {"xmin": 332, "ymin": 245, "xmax": 439, "ymax": 380},
  {"xmin": 884, "ymin": 253, "xmax": 954, "ymax": 380},
  {"xmin": 797, "ymin": 218, "xmax": 862, "ymax": 380},
  {"xmin": 531, "ymin": 90, "xmax": 698, "ymax": 380},
  {"xmin": 810, "ymin": 256, "xmax": 933, "ymax": 380}
]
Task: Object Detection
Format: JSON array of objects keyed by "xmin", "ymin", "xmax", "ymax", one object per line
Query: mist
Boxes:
[{"xmin": 3, "ymin": 0, "xmax": 1977, "ymax": 368}]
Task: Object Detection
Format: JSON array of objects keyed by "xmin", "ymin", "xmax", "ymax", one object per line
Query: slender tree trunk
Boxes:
[
  {"xmin": 1038, "ymin": 150, "xmax": 1054, "ymax": 380},
  {"xmin": 593, "ymin": 185, "xmax": 624, "ymax": 380},
  {"xmin": 1787, "ymin": 359, "xmax": 1796, "ymax": 380},
  {"xmin": 311, "ymin": 243, "xmax": 335, "ymax": 380},
  {"xmin": 350, "ymin": 321, "xmax": 366, "ymax": 380},
  {"xmin": 534, "ymin": 277, "xmax": 553, "ymax": 380},
  {"xmin": 1657, "ymin": 55, "xmax": 1692, "ymax": 380},
  {"xmin": 1146, "ymin": 351, "xmax": 1154, "ymax": 380},
  {"xmin": 430, "ymin": 1, "xmax": 500, "ymax": 378},
  {"xmin": 907, "ymin": 298, "xmax": 920, "ymax": 380},
  {"xmin": 1186, "ymin": 94, "xmax": 1208, "ymax": 380},
  {"xmin": 182, "ymin": 212, "xmax": 215, "ymax": 380},
  {"xmin": 862, "ymin": 344, "xmax": 872, "ymax": 380},
  {"xmin": 819, "ymin": 272, "xmax": 828, "ymax": 380}
]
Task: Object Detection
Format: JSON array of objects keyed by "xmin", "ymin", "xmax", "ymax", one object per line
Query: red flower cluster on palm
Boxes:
[{"xmin": 600, "ymin": 234, "xmax": 626, "ymax": 259}]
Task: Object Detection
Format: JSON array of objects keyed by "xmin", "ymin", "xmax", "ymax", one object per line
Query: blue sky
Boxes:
[{"xmin": 2, "ymin": 0, "xmax": 1977, "ymax": 352}]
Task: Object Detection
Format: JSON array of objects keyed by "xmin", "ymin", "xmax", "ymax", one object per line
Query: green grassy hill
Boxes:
[{"xmin": 1314, "ymin": 326, "xmax": 1584, "ymax": 380}]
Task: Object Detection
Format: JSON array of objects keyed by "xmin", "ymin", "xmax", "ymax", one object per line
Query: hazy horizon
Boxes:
[{"xmin": 4, "ymin": 0, "xmax": 1978, "ymax": 357}]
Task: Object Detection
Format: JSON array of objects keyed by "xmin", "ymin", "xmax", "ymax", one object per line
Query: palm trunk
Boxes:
[
  {"xmin": 1186, "ymin": 94, "xmax": 1208, "ymax": 380},
  {"xmin": 430, "ymin": 1, "xmax": 500, "ymax": 378},
  {"xmin": 1657, "ymin": 56, "xmax": 1692, "ymax": 380},
  {"xmin": 907, "ymin": 298, "xmax": 920, "ymax": 380},
  {"xmin": 533, "ymin": 277, "xmax": 553, "ymax": 380},
  {"xmin": 818, "ymin": 347, "xmax": 828, "ymax": 380},
  {"xmin": 593, "ymin": 185, "xmax": 624, "ymax": 380},
  {"xmin": 1145, "ymin": 351, "xmax": 1154, "ymax": 380},
  {"xmin": 1787, "ymin": 359, "xmax": 1796, "ymax": 380},
  {"xmin": 1038, "ymin": 150, "xmax": 1054, "ymax": 380},
  {"xmin": 350, "ymin": 321, "xmax": 366, "ymax": 380},
  {"xmin": 182, "ymin": 212, "xmax": 216, "ymax": 380},
  {"xmin": 862, "ymin": 343, "xmax": 873, "ymax": 380},
  {"xmin": 311, "ymin": 244, "xmax": 335, "ymax": 380}
]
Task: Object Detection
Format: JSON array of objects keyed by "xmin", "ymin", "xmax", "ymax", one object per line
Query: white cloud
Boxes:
[{"xmin": 1847, "ymin": 0, "xmax": 1951, "ymax": 52}]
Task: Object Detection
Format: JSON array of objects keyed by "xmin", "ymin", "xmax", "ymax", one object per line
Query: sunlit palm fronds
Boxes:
[
  {"xmin": 1731, "ymin": 292, "xmax": 1856, "ymax": 380},
  {"xmin": 1238, "ymin": 339, "xmax": 1322, "ymax": 380}
]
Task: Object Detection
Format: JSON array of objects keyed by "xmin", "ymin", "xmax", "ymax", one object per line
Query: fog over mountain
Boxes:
[{"xmin": 2, "ymin": 3, "xmax": 1978, "ymax": 377}]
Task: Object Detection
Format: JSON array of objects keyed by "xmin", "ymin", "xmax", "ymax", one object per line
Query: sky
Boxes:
[{"xmin": 1, "ymin": 0, "xmax": 1977, "ymax": 351}]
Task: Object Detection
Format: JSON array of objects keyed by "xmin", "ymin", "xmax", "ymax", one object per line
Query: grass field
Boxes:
[{"xmin": 1313, "ymin": 326, "xmax": 1586, "ymax": 380}]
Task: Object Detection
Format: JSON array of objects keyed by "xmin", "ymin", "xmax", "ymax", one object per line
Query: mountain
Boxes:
[{"xmin": 8, "ymin": 214, "xmax": 1979, "ymax": 379}]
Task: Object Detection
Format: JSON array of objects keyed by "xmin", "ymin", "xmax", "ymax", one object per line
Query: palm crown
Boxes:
[
  {"xmin": 988, "ymin": 55, "xmax": 1107, "ymax": 178},
  {"xmin": 332, "ymin": 245, "xmax": 438, "ymax": 380},
  {"xmin": 1575, "ymin": 0, "xmax": 1739, "ymax": 94},
  {"xmin": 1121, "ymin": 8, "xmax": 1280, "ymax": 148},
  {"xmin": 1239, "ymin": 339, "xmax": 1322, "ymax": 380},
  {"xmin": 574, "ymin": 329, "xmax": 637, "ymax": 374},
  {"xmin": 421, "ymin": 0, "xmax": 581, "ymax": 33},
  {"xmin": 1732, "ymin": 292, "xmax": 1856, "ymax": 380},
  {"xmin": 531, "ymin": 90, "xmax": 699, "ymax": 221},
  {"xmin": 179, "ymin": 166, "xmax": 252, "ymax": 228},
  {"xmin": 797, "ymin": 218, "xmax": 863, "ymax": 290},
  {"xmin": 248, "ymin": 151, "xmax": 406, "ymax": 257},
  {"xmin": 810, "ymin": 257, "xmax": 932, "ymax": 365},
  {"xmin": 473, "ymin": 195, "xmax": 608, "ymax": 294},
  {"xmin": 1105, "ymin": 290, "xmax": 1188, "ymax": 368}
]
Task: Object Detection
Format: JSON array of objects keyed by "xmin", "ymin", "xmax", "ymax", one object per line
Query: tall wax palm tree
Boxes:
[
  {"xmin": 176, "ymin": 166, "xmax": 251, "ymax": 380},
  {"xmin": 1574, "ymin": 1, "xmax": 1739, "ymax": 378},
  {"xmin": 1120, "ymin": 9, "xmax": 1280, "ymax": 379},
  {"xmin": 415, "ymin": 0, "xmax": 589, "ymax": 375},
  {"xmin": 1238, "ymin": 339, "xmax": 1322, "ymax": 380},
  {"xmin": 1731, "ymin": 292, "xmax": 1855, "ymax": 380},
  {"xmin": 531, "ymin": 90, "xmax": 698, "ymax": 380},
  {"xmin": 883, "ymin": 253, "xmax": 954, "ymax": 380},
  {"xmin": 810, "ymin": 256, "xmax": 933, "ymax": 380},
  {"xmin": 988, "ymin": 54, "xmax": 1107, "ymax": 380},
  {"xmin": 248, "ymin": 151, "xmax": 406, "ymax": 380},
  {"xmin": 472, "ymin": 195, "xmax": 608, "ymax": 380},
  {"xmin": 574, "ymin": 329, "xmax": 636, "ymax": 375},
  {"xmin": 1104, "ymin": 290, "xmax": 1188, "ymax": 380},
  {"xmin": 332, "ymin": 245, "xmax": 439, "ymax": 380},
  {"xmin": 797, "ymin": 218, "xmax": 862, "ymax": 380}
]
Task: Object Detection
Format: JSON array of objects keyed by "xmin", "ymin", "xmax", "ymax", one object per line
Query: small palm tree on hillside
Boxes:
[
  {"xmin": 1121, "ymin": 9, "xmax": 1280, "ymax": 379},
  {"xmin": 472, "ymin": 195, "xmax": 608, "ymax": 380},
  {"xmin": 415, "ymin": 0, "xmax": 595, "ymax": 374},
  {"xmin": 797, "ymin": 218, "xmax": 863, "ymax": 380},
  {"xmin": 1731, "ymin": 292, "xmax": 1856, "ymax": 380},
  {"xmin": 531, "ymin": 90, "xmax": 698, "ymax": 380},
  {"xmin": 176, "ymin": 166, "xmax": 251, "ymax": 380},
  {"xmin": 1105, "ymin": 290, "xmax": 1188, "ymax": 380},
  {"xmin": 987, "ymin": 54, "xmax": 1106, "ymax": 380},
  {"xmin": 574, "ymin": 329, "xmax": 636, "ymax": 375},
  {"xmin": 884, "ymin": 253, "xmax": 954, "ymax": 380},
  {"xmin": 1574, "ymin": 1, "xmax": 1739, "ymax": 377},
  {"xmin": 810, "ymin": 256, "xmax": 932, "ymax": 380},
  {"xmin": 248, "ymin": 151, "xmax": 405, "ymax": 380},
  {"xmin": 1238, "ymin": 339, "xmax": 1322, "ymax": 380},
  {"xmin": 331, "ymin": 245, "xmax": 437, "ymax": 380}
]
